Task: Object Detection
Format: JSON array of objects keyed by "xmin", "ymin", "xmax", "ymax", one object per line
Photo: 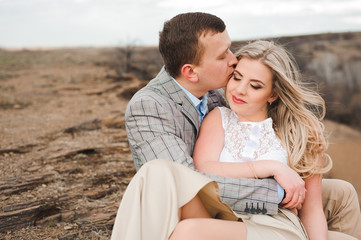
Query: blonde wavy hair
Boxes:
[{"xmin": 235, "ymin": 40, "xmax": 332, "ymax": 178}]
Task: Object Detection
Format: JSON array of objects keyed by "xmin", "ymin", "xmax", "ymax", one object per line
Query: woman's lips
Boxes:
[{"xmin": 232, "ymin": 95, "xmax": 246, "ymax": 104}]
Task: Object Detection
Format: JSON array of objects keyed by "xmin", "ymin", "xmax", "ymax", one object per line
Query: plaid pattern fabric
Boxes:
[{"xmin": 125, "ymin": 67, "xmax": 279, "ymax": 215}]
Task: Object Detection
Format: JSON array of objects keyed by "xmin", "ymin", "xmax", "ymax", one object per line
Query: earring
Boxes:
[{"xmin": 269, "ymin": 101, "xmax": 272, "ymax": 105}]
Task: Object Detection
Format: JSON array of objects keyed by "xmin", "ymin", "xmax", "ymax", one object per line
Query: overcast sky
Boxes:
[{"xmin": 1, "ymin": 0, "xmax": 361, "ymax": 48}]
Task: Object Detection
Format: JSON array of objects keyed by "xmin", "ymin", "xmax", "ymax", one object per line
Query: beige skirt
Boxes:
[{"xmin": 110, "ymin": 159, "xmax": 308, "ymax": 240}]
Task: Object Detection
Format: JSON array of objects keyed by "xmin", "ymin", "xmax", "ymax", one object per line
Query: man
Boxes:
[
  {"xmin": 126, "ymin": 12, "xmax": 283, "ymax": 216},
  {"xmin": 113, "ymin": 12, "xmax": 361, "ymax": 239}
]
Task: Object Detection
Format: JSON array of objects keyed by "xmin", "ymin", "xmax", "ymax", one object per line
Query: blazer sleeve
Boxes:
[{"xmin": 125, "ymin": 92, "xmax": 279, "ymax": 215}]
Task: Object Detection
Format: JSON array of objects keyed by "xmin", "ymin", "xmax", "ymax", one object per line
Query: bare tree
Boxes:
[{"xmin": 116, "ymin": 37, "xmax": 138, "ymax": 75}]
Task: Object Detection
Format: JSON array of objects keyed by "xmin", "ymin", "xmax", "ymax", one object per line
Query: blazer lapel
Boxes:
[
  {"xmin": 156, "ymin": 67, "xmax": 200, "ymax": 132},
  {"xmin": 207, "ymin": 89, "xmax": 227, "ymax": 112},
  {"xmin": 179, "ymin": 95, "xmax": 200, "ymax": 132}
]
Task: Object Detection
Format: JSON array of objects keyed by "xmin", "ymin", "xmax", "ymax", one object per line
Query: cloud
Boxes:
[
  {"xmin": 0, "ymin": 0, "xmax": 360, "ymax": 47},
  {"xmin": 343, "ymin": 16, "xmax": 361, "ymax": 25},
  {"xmin": 158, "ymin": 0, "xmax": 231, "ymax": 10},
  {"xmin": 214, "ymin": 0, "xmax": 361, "ymax": 17}
]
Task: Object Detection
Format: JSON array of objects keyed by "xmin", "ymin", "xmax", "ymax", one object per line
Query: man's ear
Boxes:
[{"xmin": 181, "ymin": 64, "xmax": 199, "ymax": 83}]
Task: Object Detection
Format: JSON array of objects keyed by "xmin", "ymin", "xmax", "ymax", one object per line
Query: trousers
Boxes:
[
  {"xmin": 323, "ymin": 179, "xmax": 361, "ymax": 240},
  {"xmin": 111, "ymin": 159, "xmax": 361, "ymax": 240}
]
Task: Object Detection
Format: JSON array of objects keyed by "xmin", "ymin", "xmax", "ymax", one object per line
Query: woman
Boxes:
[{"xmin": 189, "ymin": 40, "xmax": 332, "ymax": 240}]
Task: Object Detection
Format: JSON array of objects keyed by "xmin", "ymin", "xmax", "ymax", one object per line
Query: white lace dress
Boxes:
[
  {"xmin": 218, "ymin": 107, "xmax": 288, "ymax": 165},
  {"xmin": 215, "ymin": 107, "xmax": 307, "ymax": 240}
]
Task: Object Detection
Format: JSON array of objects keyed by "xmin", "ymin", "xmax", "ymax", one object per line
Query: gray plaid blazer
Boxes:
[{"xmin": 125, "ymin": 67, "xmax": 279, "ymax": 215}]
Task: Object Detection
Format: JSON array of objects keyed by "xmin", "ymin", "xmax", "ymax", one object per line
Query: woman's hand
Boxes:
[{"xmin": 272, "ymin": 163, "xmax": 306, "ymax": 209}]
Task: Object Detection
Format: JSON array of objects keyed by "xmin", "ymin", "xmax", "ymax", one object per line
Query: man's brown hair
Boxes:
[{"xmin": 159, "ymin": 12, "xmax": 226, "ymax": 78}]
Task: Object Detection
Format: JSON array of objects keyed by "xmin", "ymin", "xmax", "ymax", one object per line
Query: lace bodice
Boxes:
[{"xmin": 218, "ymin": 107, "xmax": 288, "ymax": 165}]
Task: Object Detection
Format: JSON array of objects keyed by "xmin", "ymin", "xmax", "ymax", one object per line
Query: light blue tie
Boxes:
[{"xmin": 197, "ymin": 96, "xmax": 208, "ymax": 126}]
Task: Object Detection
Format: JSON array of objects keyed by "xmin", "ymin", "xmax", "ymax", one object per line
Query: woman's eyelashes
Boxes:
[
  {"xmin": 250, "ymin": 84, "xmax": 262, "ymax": 90},
  {"xmin": 233, "ymin": 76, "xmax": 241, "ymax": 81},
  {"xmin": 232, "ymin": 75, "xmax": 262, "ymax": 90}
]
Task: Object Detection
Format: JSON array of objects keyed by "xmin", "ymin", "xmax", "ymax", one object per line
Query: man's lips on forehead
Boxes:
[{"xmin": 227, "ymin": 72, "xmax": 233, "ymax": 80}]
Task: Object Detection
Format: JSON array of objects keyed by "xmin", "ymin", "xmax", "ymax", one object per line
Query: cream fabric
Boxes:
[
  {"xmin": 110, "ymin": 159, "xmax": 235, "ymax": 240},
  {"xmin": 240, "ymin": 208, "xmax": 307, "ymax": 240},
  {"xmin": 111, "ymin": 159, "xmax": 309, "ymax": 240},
  {"xmin": 322, "ymin": 179, "xmax": 361, "ymax": 240}
]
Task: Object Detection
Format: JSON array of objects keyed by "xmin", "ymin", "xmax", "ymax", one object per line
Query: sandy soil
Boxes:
[
  {"xmin": 0, "ymin": 47, "xmax": 360, "ymax": 239},
  {"xmin": 323, "ymin": 120, "xmax": 361, "ymax": 198}
]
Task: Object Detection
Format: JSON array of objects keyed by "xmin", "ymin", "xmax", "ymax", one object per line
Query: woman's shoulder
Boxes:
[
  {"xmin": 212, "ymin": 107, "xmax": 235, "ymax": 130},
  {"xmin": 199, "ymin": 106, "xmax": 224, "ymax": 134},
  {"xmin": 205, "ymin": 107, "xmax": 223, "ymax": 121},
  {"xmin": 215, "ymin": 106, "xmax": 233, "ymax": 117}
]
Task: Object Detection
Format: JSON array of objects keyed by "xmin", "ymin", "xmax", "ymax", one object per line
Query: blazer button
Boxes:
[
  {"xmin": 261, "ymin": 203, "xmax": 267, "ymax": 214},
  {"xmin": 244, "ymin": 203, "xmax": 250, "ymax": 213},
  {"xmin": 256, "ymin": 203, "xmax": 262, "ymax": 214},
  {"xmin": 250, "ymin": 203, "xmax": 257, "ymax": 214}
]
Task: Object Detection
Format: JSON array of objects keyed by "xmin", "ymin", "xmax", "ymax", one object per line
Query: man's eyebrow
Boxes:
[
  {"xmin": 224, "ymin": 46, "xmax": 231, "ymax": 55},
  {"xmin": 217, "ymin": 47, "xmax": 229, "ymax": 58}
]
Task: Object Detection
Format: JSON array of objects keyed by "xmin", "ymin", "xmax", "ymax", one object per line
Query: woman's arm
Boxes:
[
  {"xmin": 193, "ymin": 108, "xmax": 225, "ymax": 171},
  {"xmin": 193, "ymin": 109, "xmax": 306, "ymax": 209},
  {"xmin": 193, "ymin": 108, "xmax": 279, "ymax": 178},
  {"xmin": 299, "ymin": 171, "xmax": 327, "ymax": 240}
]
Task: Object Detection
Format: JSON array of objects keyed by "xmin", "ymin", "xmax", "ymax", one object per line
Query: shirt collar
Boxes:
[{"xmin": 172, "ymin": 78, "xmax": 207, "ymax": 109}]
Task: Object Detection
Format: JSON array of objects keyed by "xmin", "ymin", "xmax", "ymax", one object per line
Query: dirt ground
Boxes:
[
  {"xmin": 0, "ymin": 47, "xmax": 360, "ymax": 240},
  {"xmin": 0, "ymin": 47, "xmax": 140, "ymax": 239}
]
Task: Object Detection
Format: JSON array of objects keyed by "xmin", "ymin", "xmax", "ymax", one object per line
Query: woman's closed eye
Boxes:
[
  {"xmin": 234, "ymin": 75, "xmax": 242, "ymax": 81},
  {"xmin": 250, "ymin": 84, "xmax": 262, "ymax": 90},
  {"xmin": 233, "ymin": 75, "xmax": 262, "ymax": 89},
  {"xmin": 233, "ymin": 72, "xmax": 242, "ymax": 81}
]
